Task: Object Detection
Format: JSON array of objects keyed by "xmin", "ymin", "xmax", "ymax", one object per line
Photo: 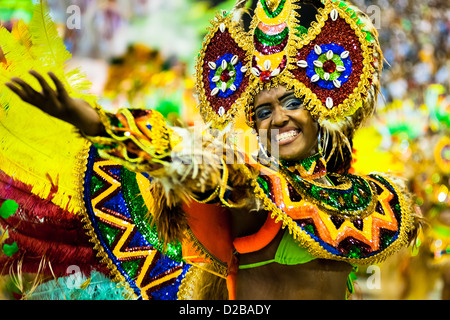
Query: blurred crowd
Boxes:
[{"xmin": 353, "ymin": 0, "xmax": 449, "ymax": 106}]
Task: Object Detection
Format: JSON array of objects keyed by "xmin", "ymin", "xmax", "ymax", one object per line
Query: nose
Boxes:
[{"xmin": 271, "ymin": 106, "xmax": 289, "ymax": 127}]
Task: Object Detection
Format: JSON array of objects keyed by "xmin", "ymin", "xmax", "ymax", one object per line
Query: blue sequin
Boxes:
[
  {"xmin": 102, "ymin": 190, "xmax": 131, "ymax": 219},
  {"xmin": 306, "ymin": 43, "xmax": 353, "ymax": 90},
  {"xmin": 209, "ymin": 53, "xmax": 243, "ymax": 98}
]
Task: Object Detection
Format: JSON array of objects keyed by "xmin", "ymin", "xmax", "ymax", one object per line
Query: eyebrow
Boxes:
[{"xmin": 254, "ymin": 91, "xmax": 297, "ymax": 111}]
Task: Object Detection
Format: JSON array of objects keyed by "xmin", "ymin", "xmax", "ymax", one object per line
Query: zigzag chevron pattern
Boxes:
[{"xmin": 84, "ymin": 149, "xmax": 187, "ymax": 300}]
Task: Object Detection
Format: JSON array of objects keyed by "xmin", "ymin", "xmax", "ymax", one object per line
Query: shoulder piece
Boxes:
[
  {"xmin": 82, "ymin": 146, "xmax": 190, "ymax": 300},
  {"xmin": 251, "ymin": 164, "xmax": 418, "ymax": 265}
]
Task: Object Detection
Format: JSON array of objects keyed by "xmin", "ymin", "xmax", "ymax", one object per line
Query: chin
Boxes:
[{"xmin": 277, "ymin": 146, "xmax": 306, "ymax": 162}]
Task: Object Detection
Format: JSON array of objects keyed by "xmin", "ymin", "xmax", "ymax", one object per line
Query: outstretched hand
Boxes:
[{"xmin": 5, "ymin": 70, "xmax": 104, "ymax": 136}]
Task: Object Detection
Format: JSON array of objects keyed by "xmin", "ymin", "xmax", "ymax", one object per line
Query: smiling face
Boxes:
[{"xmin": 254, "ymin": 86, "xmax": 319, "ymax": 162}]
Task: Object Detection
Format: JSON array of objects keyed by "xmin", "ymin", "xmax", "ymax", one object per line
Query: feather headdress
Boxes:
[{"xmin": 195, "ymin": 0, "xmax": 383, "ymax": 170}]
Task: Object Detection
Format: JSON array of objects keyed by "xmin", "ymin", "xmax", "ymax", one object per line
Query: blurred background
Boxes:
[{"xmin": 0, "ymin": 0, "xmax": 449, "ymax": 300}]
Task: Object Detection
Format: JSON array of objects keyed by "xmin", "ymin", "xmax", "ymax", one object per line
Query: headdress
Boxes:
[{"xmin": 195, "ymin": 0, "xmax": 383, "ymax": 139}]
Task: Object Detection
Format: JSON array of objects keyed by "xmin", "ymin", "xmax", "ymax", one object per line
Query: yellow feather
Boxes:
[
  {"xmin": 0, "ymin": 1, "xmax": 97, "ymax": 213},
  {"xmin": 28, "ymin": 1, "xmax": 72, "ymax": 70},
  {"xmin": 11, "ymin": 20, "xmax": 33, "ymax": 50}
]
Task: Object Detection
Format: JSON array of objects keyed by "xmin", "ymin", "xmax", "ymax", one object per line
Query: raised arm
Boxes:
[
  {"xmin": 5, "ymin": 71, "xmax": 255, "ymax": 202},
  {"xmin": 5, "ymin": 70, "xmax": 104, "ymax": 136}
]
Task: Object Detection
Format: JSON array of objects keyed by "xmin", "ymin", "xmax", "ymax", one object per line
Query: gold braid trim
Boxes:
[
  {"xmin": 177, "ymin": 264, "xmax": 228, "ymax": 300},
  {"xmin": 245, "ymin": 164, "xmax": 419, "ymax": 265},
  {"xmin": 86, "ymin": 107, "xmax": 173, "ymax": 173},
  {"xmin": 184, "ymin": 228, "xmax": 228, "ymax": 277}
]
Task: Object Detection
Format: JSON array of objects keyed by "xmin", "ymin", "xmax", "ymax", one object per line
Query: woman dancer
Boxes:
[{"xmin": 3, "ymin": 0, "xmax": 422, "ymax": 299}]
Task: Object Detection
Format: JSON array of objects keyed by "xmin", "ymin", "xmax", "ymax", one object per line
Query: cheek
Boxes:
[
  {"xmin": 296, "ymin": 110, "xmax": 318, "ymax": 135},
  {"xmin": 256, "ymin": 120, "xmax": 270, "ymax": 141},
  {"xmin": 303, "ymin": 121, "xmax": 319, "ymax": 140}
]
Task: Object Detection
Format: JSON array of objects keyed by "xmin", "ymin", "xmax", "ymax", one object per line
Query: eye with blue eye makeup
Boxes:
[{"xmin": 254, "ymin": 93, "xmax": 305, "ymax": 120}]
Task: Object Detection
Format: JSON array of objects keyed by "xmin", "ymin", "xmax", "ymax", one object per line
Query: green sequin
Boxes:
[
  {"xmin": 290, "ymin": 173, "xmax": 372, "ymax": 213},
  {"xmin": 347, "ymin": 245, "xmax": 362, "ymax": 259},
  {"xmin": 94, "ymin": 142, "xmax": 118, "ymax": 150},
  {"xmin": 254, "ymin": 26, "xmax": 289, "ymax": 47},
  {"xmin": 380, "ymin": 233, "xmax": 394, "ymax": 249},
  {"xmin": 315, "ymin": 53, "xmax": 344, "ymax": 81},
  {"xmin": 257, "ymin": 176, "xmax": 270, "ymax": 195},
  {"xmin": 90, "ymin": 175, "xmax": 105, "ymax": 195},
  {"xmin": 280, "ymin": 153, "xmax": 322, "ymax": 173},
  {"xmin": 294, "ymin": 25, "xmax": 308, "ymax": 39},
  {"xmin": 97, "ymin": 221, "xmax": 119, "ymax": 247},
  {"xmin": 121, "ymin": 169, "xmax": 183, "ymax": 262},
  {"xmin": 260, "ymin": 0, "xmax": 287, "ymax": 18},
  {"xmin": 2, "ymin": 242, "xmax": 18, "ymax": 257},
  {"xmin": 121, "ymin": 259, "xmax": 142, "ymax": 278},
  {"xmin": 304, "ymin": 224, "xmax": 315, "ymax": 236},
  {"xmin": 0, "ymin": 199, "xmax": 18, "ymax": 219}
]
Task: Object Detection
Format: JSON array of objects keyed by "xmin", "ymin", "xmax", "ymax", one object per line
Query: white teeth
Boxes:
[
  {"xmin": 270, "ymin": 68, "xmax": 280, "ymax": 77},
  {"xmin": 221, "ymin": 82, "xmax": 227, "ymax": 92},
  {"xmin": 311, "ymin": 74, "xmax": 320, "ymax": 83},
  {"xmin": 333, "ymin": 79, "xmax": 342, "ymax": 88},
  {"xmin": 276, "ymin": 130, "xmax": 300, "ymax": 142},
  {"xmin": 211, "ymin": 87, "xmax": 219, "ymax": 96},
  {"xmin": 326, "ymin": 97, "xmax": 334, "ymax": 109}
]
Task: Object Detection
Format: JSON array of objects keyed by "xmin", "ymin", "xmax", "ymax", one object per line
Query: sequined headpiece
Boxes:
[{"xmin": 195, "ymin": 0, "xmax": 382, "ymax": 129}]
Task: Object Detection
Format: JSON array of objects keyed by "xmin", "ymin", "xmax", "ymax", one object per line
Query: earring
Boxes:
[
  {"xmin": 317, "ymin": 127, "xmax": 328, "ymax": 171},
  {"xmin": 317, "ymin": 127, "xmax": 323, "ymax": 155}
]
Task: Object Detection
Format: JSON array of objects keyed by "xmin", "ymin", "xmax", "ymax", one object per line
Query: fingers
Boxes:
[
  {"xmin": 5, "ymin": 79, "xmax": 36, "ymax": 104},
  {"xmin": 10, "ymin": 77, "xmax": 39, "ymax": 99},
  {"xmin": 28, "ymin": 70, "xmax": 61, "ymax": 108},
  {"xmin": 5, "ymin": 82, "xmax": 27, "ymax": 100},
  {"xmin": 48, "ymin": 72, "xmax": 70, "ymax": 100},
  {"xmin": 29, "ymin": 70, "xmax": 55, "ymax": 95}
]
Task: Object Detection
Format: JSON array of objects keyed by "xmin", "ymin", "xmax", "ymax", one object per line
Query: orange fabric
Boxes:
[
  {"xmin": 226, "ymin": 255, "xmax": 239, "ymax": 300},
  {"xmin": 181, "ymin": 239, "xmax": 211, "ymax": 264},
  {"xmin": 233, "ymin": 212, "xmax": 282, "ymax": 254},
  {"xmin": 181, "ymin": 201, "xmax": 234, "ymax": 266}
]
